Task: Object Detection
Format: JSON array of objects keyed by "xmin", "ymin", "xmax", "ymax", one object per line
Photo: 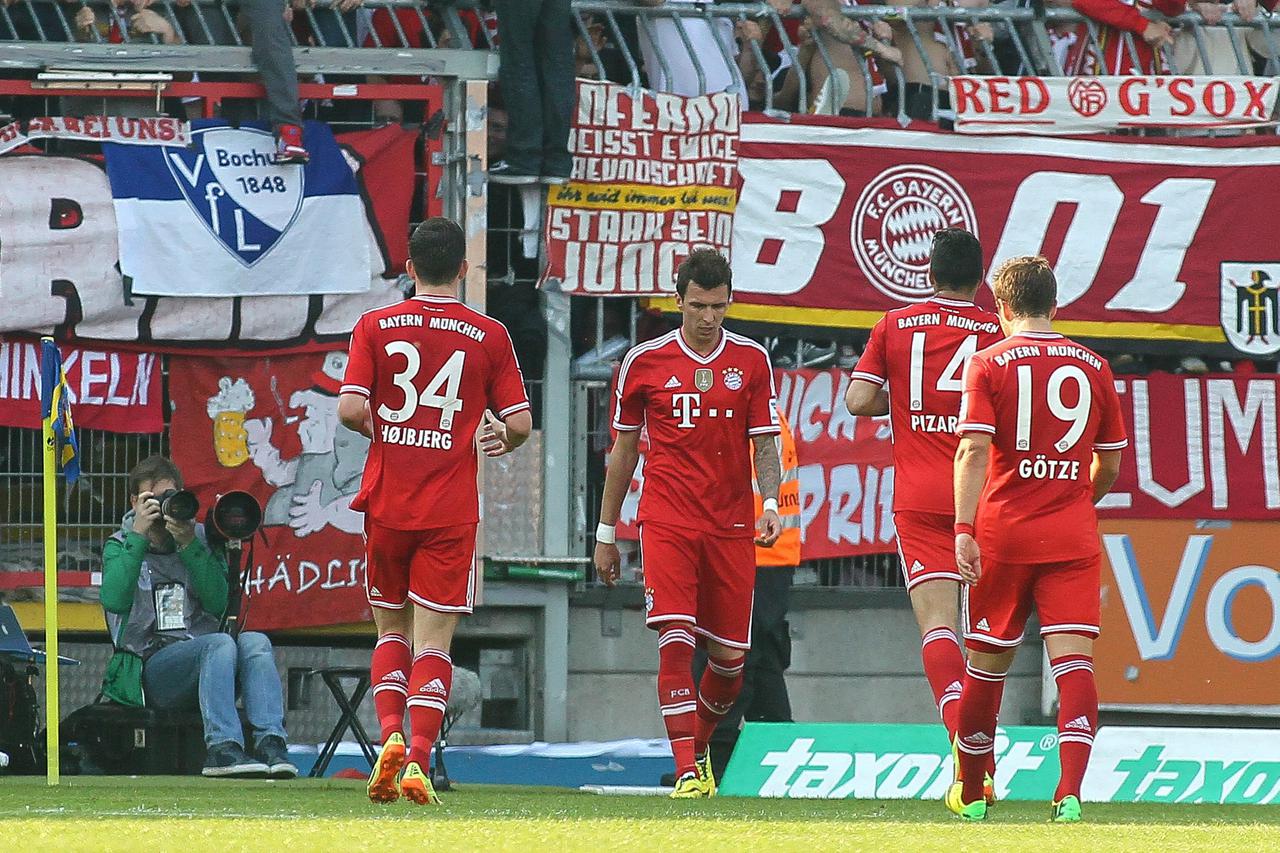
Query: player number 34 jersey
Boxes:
[
  {"xmin": 958, "ymin": 331, "xmax": 1128, "ymax": 563},
  {"xmin": 341, "ymin": 294, "xmax": 530, "ymax": 530}
]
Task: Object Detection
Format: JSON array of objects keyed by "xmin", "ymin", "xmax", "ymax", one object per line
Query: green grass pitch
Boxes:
[{"xmin": 3, "ymin": 776, "xmax": 1278, "ymax": 852}]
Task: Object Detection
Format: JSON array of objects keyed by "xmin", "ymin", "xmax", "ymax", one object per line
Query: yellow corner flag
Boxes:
[{"xmin": 40, "ymin": 336, "xmax": 80, "ymax": 785}]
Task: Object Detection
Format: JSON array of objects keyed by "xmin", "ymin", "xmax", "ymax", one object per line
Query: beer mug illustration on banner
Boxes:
[{"xmin": 206, "ymin": 377, "xmax": 256, "ymax": 467}]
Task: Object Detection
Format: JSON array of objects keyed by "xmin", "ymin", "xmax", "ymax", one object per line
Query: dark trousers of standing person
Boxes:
[
  {"xmin": 494, "ymin": 0, "xmax": 574, "ymax": 180},
  {"xmin": 239, "ymin": 0, "xmax": 303, "ymax": 131},
  {"xmin": 692, "ymin": 567, "xmax": 794, "ymax": 780}
]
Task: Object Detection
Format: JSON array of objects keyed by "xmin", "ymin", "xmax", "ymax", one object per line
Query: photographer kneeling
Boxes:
[{"xmin": 100, "ymin": 455, "xmax": 296, "ymax": 779}]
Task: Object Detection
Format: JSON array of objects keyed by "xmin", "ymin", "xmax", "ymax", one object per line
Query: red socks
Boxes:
[
  {"xmin": 694, "ymin": 655, "xmax": 745, "ymax": 755},
  {"xmin": 406, "ymin": 648, "xmax": 452, "ymax": 768},
  {"xmin": 657, "ymin": 625, "xmax": 698, "ymax": 776},
  {"xmin": 370, "ymin": 632, "xmax": 411, "ymax": 743},
  {"xmin": 920, "ymin": 627, "xmax": 966, "ymax": 740},
  {"xmin": 1051, "ymin": 654, "xmax": 1098, "ymax": 801},
  {"xmin": 956, "ymin": 661, "xmax": 1006, "ymax": 804}
]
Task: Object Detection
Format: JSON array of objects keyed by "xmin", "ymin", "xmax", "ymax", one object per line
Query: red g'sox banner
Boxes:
[
  {"xmin": 720, "ymin": 116, "xmax": 1280, "ymax": 354},
  {"xmin": 542, "ymin": 80, "xmax": 739, "ymax": 295},
  {"xmin": 1097, "ymin": 519, "xmax": 1280, "ymax": 711},
  {"xmin": 951, "ymin": 76, "xmax": 1279, "ymax": 135}
]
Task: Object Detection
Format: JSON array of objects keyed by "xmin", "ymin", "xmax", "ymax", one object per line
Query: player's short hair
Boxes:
[
  {"xmin": 408, "ymin": 217, "xmax": 466, "ymax": 285},
  {"xmin": 129, "ymin": 455, "xmax": 183, "ymax": 497},
  {"xmin": 675, "ymin": 249, "xmax": 732, "ymax": 299},
  {"xmin": 930, "ymin": 229, "xmax": 984, "ymax": 292},
  {"xmin": 992, "ymin": 256, "xmax": 1057, "ymax": 318}
]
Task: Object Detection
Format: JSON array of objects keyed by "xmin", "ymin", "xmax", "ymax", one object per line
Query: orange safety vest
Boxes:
[{"xmin": 753, "ymin": 409, "xmax": 801, "ymax": 567}]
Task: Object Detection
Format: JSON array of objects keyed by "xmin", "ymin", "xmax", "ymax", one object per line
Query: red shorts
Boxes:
[
  {"xmin": 639, "ymin": 521, "xmax": 755, "ymax": 650},
  {"xmin": 962, "ymin": 554, "xmax": 1101, "ymax": 652},
  {"xmin": 364, "ymin": 520, "xmax": 478, "ymax": 613},
  {"xmin": 894, "ymin": 511, "xmax": 963, "ymax": 591}
]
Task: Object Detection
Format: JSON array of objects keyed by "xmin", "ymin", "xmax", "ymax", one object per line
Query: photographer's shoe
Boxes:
[
  {"xmin": 202, "ymin": 741, "xmax": 269, "ymax": 778},
  {"xmin": 255, "ymin": 735, "xmax": 299, "ymax": 779}
]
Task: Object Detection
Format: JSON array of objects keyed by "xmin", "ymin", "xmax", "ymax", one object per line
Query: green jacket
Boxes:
[{"xmin": 99, "ymin": 512, "xmax": 230, "ymax": 704}]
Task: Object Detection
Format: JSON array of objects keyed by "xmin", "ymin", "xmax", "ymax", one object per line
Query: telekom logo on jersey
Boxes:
[{"xmin": 670, "ymin": 393, "xmax": 735, "ymax": 429}]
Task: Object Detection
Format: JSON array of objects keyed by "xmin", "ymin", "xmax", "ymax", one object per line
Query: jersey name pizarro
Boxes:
[
  {"xmin": 851, "ymin": 297, "xmax": 1003, "ymax": 516},
  {"xmin": 341, "ymin": 294, "xmax": 529, "ymax": 531},
  {"xmin": 958, "ymin": 331, "xmax": 1128, "ymax": 563},
  {"xmin": 614, "ymin": 330, "xmax": 780, "ymax": 538}
]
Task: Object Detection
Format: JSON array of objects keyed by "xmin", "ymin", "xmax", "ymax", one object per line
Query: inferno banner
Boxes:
[
  {"xmin": 670, "ymin": 115, "xmax": 1280, "ymax": 354},
  {"xmin": 169, "ymin": 352, "xmax": 370, "ymax": 629},
  {"xmin": 542, "ymin": 80, "xmax": 740, "ymax": 295}
]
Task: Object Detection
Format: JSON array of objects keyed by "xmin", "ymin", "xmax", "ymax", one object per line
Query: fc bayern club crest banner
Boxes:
[
  {"xmin": 541, "ymin": 80, "xmax": 740, "ymax": 295},
  {"xmin": 699, "ymin": 115, "xmax": 1280, "ymax": 354},
  {"xmin": 103, "ymin": 120, "xmax": 370, "ymax": 297},
  {"xmin": 951, "ymin": 76, "xmax": 1278, "ymax": 135}
]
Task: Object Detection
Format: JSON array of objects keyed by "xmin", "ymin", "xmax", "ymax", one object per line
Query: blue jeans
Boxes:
[{"xmin": 143, "ymin": 632, "xmax": 287, "ymax": 749}]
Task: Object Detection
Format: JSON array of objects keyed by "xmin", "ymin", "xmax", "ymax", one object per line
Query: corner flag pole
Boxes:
[{"xmin": 42, "ymin": 400, "xmax": 60, "ymax": 785}]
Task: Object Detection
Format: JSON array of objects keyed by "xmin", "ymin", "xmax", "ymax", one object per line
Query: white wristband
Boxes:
[
  {"xmin": 762, "ymin": 498, "xmax": 779, "ymax": 514},
  {"xmin": 595, "ymin": 523, "xmax": 617, "ymax": 544}
]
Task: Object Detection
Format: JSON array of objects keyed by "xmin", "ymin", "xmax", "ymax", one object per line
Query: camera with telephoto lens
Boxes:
[{"xmin": 155, "ymin": 488, "xmax": 200, "ymax": 522}]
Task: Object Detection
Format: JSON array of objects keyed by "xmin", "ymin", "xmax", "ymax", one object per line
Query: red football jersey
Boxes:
[
  {"xmin": 958, "ymin": 331, "xmax": 1128, "ymax": 563},
  {"xmin": 852, "ymin": 296, "xmax": 1003, "ymax": 516},
  {"xmin": 615, "ymin": 329, "xmax": 780, "ymax": 538},
  {"xmin": 341, "ymin": 294, "xmax": 530, "ymax": 530},
  {"xmin": 1066, "ymin": 0, "xmax": 1186, "ymax": 75}
]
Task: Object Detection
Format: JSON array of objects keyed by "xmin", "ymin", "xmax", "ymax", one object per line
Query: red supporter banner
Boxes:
[
  {"xmin": 1101, "ymin": 373, "xmax": 1280, "ymax": 521},
  {"xmin": 658, "ymin": 115, "xmax": 1280, "ymax": 354},
  {"xmin": 952, "ymin": 76, "xmax": 1279, "ymax": 135},
  {"xmin": 618, "ymin": 368, "xmax": 896, "ymax": 558},
  {"xmin": 541, "ymin": 80, "xmax": 740, "ymax": 295},
  {"xmin": 616, "ymin": 368, "xmax": 1280, "ymax": 560},
  {"xmin": 170, "ymin": 352, "xmax": 370, "ymax": 629},
  {"xmin": 0, "ymin": 339, "xmax": 161, "ymax": 432}
]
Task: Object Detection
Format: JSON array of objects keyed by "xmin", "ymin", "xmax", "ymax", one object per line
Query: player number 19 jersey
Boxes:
[
  {"xmin": 958, "ymin": 331, "xmax": 1128, "ymax": 563},
  {"xmin": 341, "ymin": 294, "xmax": 530, "ymax": 530}
]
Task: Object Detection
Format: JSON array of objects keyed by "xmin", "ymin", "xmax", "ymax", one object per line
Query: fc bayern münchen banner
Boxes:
[
  {"xmin": 103, "ymin": 120, "xmax": 370, "ymax": 297},
  {"xmin": 541, "ymin": 80, "xmax": 740, "ymax": 295},
  {"xmin": 716, "ymin": 115, "xmax": 1280, "ymax": 354},
  {"xmin": 0, "ymin": 124, "xmax": 414, "ymax": 352},
  {"xmin": 952, "ymin": 76, "xmax": 1278, "ymax": 135}
]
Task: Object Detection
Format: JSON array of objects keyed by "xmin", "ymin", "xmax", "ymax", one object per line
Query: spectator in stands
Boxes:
[
  {"xmin": 1066, "ymin": 0, "xmax": 1184, "ymax": 74},
  {"xmin": 490, "ymin": 0, "xmax": 574, "ymax": 185},
  {"xmin": 100, "ymin": 455, "xmax": 297, "ymax": 779},
  {"xmin": 734, "ymin": 16, "xmax": 791, "ymax": 111},
  {"xmin": 290, "ymin": 0, "xmax": 366, "ymax": 48},
  {"xmin": 773, "ymin": 4, "xmax": 899, "ymax": 116},
  {"xmin": 1171, "ymin": 0, "xmax": 1262, "ymax": 74},
  {"xmin": 887, "ymin": 0, "xmax": 992, "ymax": 120},
  {"xmin": 73, "ymin": 1, "xmax": 181, "ymax": 46},
  {"xmin": 575, "ymin": 13, "xmax": 632, "ymax": 82}
]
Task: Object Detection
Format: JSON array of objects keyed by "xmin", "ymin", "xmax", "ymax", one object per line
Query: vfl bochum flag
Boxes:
[
  {"xmin": 40, "ymin": 338, "xmax": 81, "ymax": 485},
  {"xmin": 103, "ymin": 120, "xmax": 371, "ymax": 297}
]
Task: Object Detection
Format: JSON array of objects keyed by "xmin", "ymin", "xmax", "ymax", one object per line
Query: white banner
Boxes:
[
  {"xmin": 0, "ymin": 116, "xmax": 190, "ymax": 155},
  {"xmin": 1084, "ymin": 727, "xmax": 1280, "ymax": 804},
  {"xmin": 103, "ymin": 121, "xmax": 370, "ymax": 297},
  {"xmin": 952, "ymin": 76, "xmax": 1279, "ymax": 134}
]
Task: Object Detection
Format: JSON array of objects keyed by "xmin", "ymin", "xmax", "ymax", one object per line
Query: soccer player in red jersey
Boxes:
[
  {"xmin": 947, "ymin": 256, "xmax": 1126, "ymax": 823},
  {"xmin": 594, "ymin": 250, "xmax": 783, "ymax": 798},
  {"xmin": 338, "ymin": 218, "xmax": 533, "ymax": 805},
  {"xmin": 845, "ymin": 229, "xmax": 1003, "ymax": 798}
]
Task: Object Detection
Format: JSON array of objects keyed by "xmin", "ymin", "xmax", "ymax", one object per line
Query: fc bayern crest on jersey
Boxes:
[
  {"xmin": 852, "ymin": 165, "xmax": 979, "ymax": 302},
  {"xmin": 722, "ymin": 367, "xmax": 743, "ymax": 391},
  {"xmin": 694, "ymin": 368, "xmax": 714, "ymax": 392},
  {"xmin": 1220, "ymin": 262, "xmax": 1280, "ymax": 356},
  {"xmin": 165, "ymin": 126, "xmax": 305, "ymax": 267}
]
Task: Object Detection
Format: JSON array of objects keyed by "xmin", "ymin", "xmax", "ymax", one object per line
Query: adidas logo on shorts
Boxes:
[
  {"xmin": 664, "ymin": 375, "xmax": 681, "ymax": 389},
  {"xmin": 370, "ymin": 586, "xmax": 383, "ymax": 597},
  {"xmin": 1065, "ymin": 715, "xmax": 1092, "ymax": 732},
  {"xmin": 420, "ymin": 678, "xmax": 448, "ymax": 696},
  {"xmin": 976, "ymin": 618, "xmax": 991, "ymax": 631},
  {"xmin": 911, "ymin": 561, "xmax": 925, "ymax": 574}
]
